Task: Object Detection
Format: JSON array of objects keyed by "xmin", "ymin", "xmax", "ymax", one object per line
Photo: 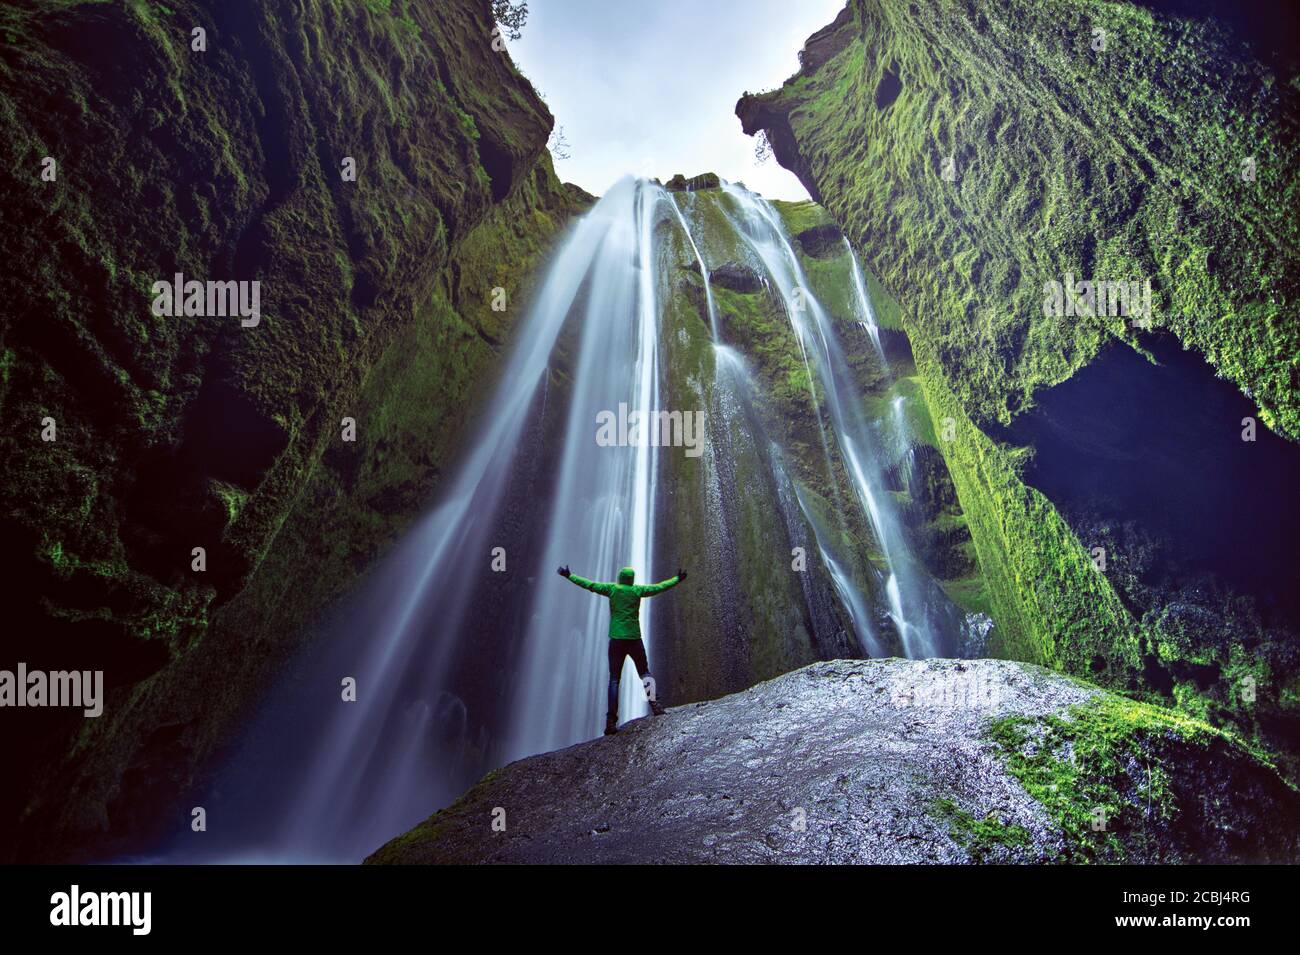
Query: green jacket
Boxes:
[{"xmin": 567, "ymin": 566, "xmax": 681, "ymax": 639}]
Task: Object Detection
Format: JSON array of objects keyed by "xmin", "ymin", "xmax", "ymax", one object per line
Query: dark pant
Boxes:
[{"xmin": 608, "ymin": 638, "xmax": 653, "ymax": 718}]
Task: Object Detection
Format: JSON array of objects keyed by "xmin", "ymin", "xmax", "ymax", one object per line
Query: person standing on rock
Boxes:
[{"xmin": 557, "ymin": 564, "xmax": 686, "ymax": 735}]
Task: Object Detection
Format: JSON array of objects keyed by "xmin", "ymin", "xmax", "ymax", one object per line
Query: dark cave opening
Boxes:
[{"xmin": 996, "ymin": 335, "xmax": 1300, "ymax": 626}]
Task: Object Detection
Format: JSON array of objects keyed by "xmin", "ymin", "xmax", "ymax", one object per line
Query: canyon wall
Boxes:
[
  {"xmin": 738, "ymin": 0, "xmax": 1300, "ymax": 773},
  {"xmin": 0, "ymin": 0, "xmax": 582, "ymax": 860}
]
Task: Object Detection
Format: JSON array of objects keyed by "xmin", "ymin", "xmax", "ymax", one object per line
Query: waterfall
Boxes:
[
  {"xmin": 504, "ymin": 178, "xmax": 669, "ymax": 756},
  {"xmin": 890, "ymin": 394, "xmax": 917, "ymax": 492},
  {"xmin": 668, "ymin": 196, "xmax": 720, "ymax": 338},
  {"xmin": 168, "ymin": 177, "xmax": 675, "ymax": 862},
  {"xmin": 716, "ymin": 181, "xmax": 950, "ymax": 659},
  {"xmin": 170, "ymin": 176, "xmax": 965, "ymax": 865},
  {"xmin": 845, "ymin": 237, "xmax": 886, "ymax": 367},
  {"xmin": 271, "ymin": 185, "xmax": 670, "ymax": 859}
]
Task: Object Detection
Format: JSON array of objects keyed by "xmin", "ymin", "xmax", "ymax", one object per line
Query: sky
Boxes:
[{"xmin": 508, "ymin": 0, "xmax": 847, "ymax": 201}]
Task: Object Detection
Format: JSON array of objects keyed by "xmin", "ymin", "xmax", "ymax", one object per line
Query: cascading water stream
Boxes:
[
  {"xmin": 890, "ymin": 395, "xmax": 917, "ymax": 490},
  {"xmin": 668, "ymin": 193, "xmax": 877, "ymax": 660},
  {"xmin": 669, "ymin": 196, "xmax": 720, "ymax": 338},
  {"xmin": 716, "ymin": 181, "xmax": 948, "ymax": 659},
  {"xmin": 504, "ymin": 178, "xmax": 671, "ymax": 757},
  {"xmin": 273, "ymin": 187, "xmax": 670, "ymax": 859},
  {"xmin": 173, "ymin": 177, "xmax": 674, "ymax": 862},
  {"xmin": 846, "ymin": 237, "xmax": 887, "ymax": 367}
]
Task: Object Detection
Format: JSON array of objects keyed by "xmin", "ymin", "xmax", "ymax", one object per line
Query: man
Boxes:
[{"xmin": 557, "ymin": 564, "xmax": 687, "ymax": 735}]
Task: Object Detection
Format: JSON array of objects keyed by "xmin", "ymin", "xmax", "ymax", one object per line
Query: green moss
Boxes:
[
  {"xmin": 931, "ymin": 797, "xmax": 1032, "ymax": 861},
  {"xmin": 798, "ymin": 251, "xmax": 856, "ymax": 321},
  {"xmin": 770, "ymin": 198, "xmax": 828, "ymax": 237},
  {"xmin": 862, "ymin": 268, "xmax": 904, "ymax": 331},
  {"xmin": 938, "ymin": 571, "xmax": 991, "ymax": 617},
  {"xmin": 396, "ymin": 15, "xmax": 420, "ymax": 39},
  {"xmin": 1, "ymin": 0, "xmax": 567, "ymax": 859},
  {"xmin": 710, "ymin": 285, "xmax": 815, "ymax": 412},
  {"xmin": 988, "ymin": 694, "xmax": 1270, "ymax": 861},
  {"xmin": 454, "ymin": 103, "xmax": 480, "ymax": 141},
  {"xmin": 742, "ymin": 0, "xmax": 1299, "ymax": 439},
  {"xmin": 211, "ymin": 481, "xmax": 249, "ymax": 526},
  {"xmin": 46, "ymin": 540, "xmax": 69, "ymax": 571}
]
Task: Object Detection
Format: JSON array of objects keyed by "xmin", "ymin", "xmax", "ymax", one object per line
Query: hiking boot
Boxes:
[
  {"xmin": 649, "ymin": 698, "xmax": 666, "ymax": 717},
  {"xmin": 604, "ymin": 713, "xmax": 618, "ymax": 735}
]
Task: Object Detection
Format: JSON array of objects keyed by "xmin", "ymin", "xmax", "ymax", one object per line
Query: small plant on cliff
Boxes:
[
  {"xmin": 492, "ymin": 0, "xmax": 529, "ymax": 41},
  {"xmin": 548, "ymin": 125, "xmax": 571, "ymax": 161},
  {"xmin": 456, "ymin": 106, "xmax": 479, "ymax": 141}
]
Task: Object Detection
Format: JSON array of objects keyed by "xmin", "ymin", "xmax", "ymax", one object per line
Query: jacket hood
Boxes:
[{"xmin": 618, "ymin": 567, "xmax": 636, "ymax": 584}]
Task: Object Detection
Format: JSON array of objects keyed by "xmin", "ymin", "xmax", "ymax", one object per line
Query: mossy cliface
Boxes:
[
  {"xmin": 0, "ymin": 0, "xmax": 580, "ymax": 860},
  {"xmin": 988, "ymin": 694, "xmax": 1299, "ymax": 863},
  {"xmin": 740, "ymin": 0, "xmax": 1298, "ymax": 438},
  {"xmin": 737, "ymin": 0, "xmax": 1300, "ymax": 775}
]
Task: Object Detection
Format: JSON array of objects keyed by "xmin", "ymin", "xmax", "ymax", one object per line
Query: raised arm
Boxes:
[
  {"xmin": 634, "ymin": 568, "xmax": 687, "ymax": 597},
  {"xmin": 562, "ymin": 568, "xmax": 615, "ymax": 596}
]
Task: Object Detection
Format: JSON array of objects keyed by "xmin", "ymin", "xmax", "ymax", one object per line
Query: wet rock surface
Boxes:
[
  {"xmin": 664, "ymin": 172, "xmax": 722, "ymax": 192},
  {"xmin": 368, "ymin": 659, "xmax": 1300, "ymax": 864},
  {"xmin": 794, "ymin": 223, "xmax": 845, "ymax": 258},
  {"xmin": 706, "ymin": 262, "xmax": 766, "ymax": 294}
]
